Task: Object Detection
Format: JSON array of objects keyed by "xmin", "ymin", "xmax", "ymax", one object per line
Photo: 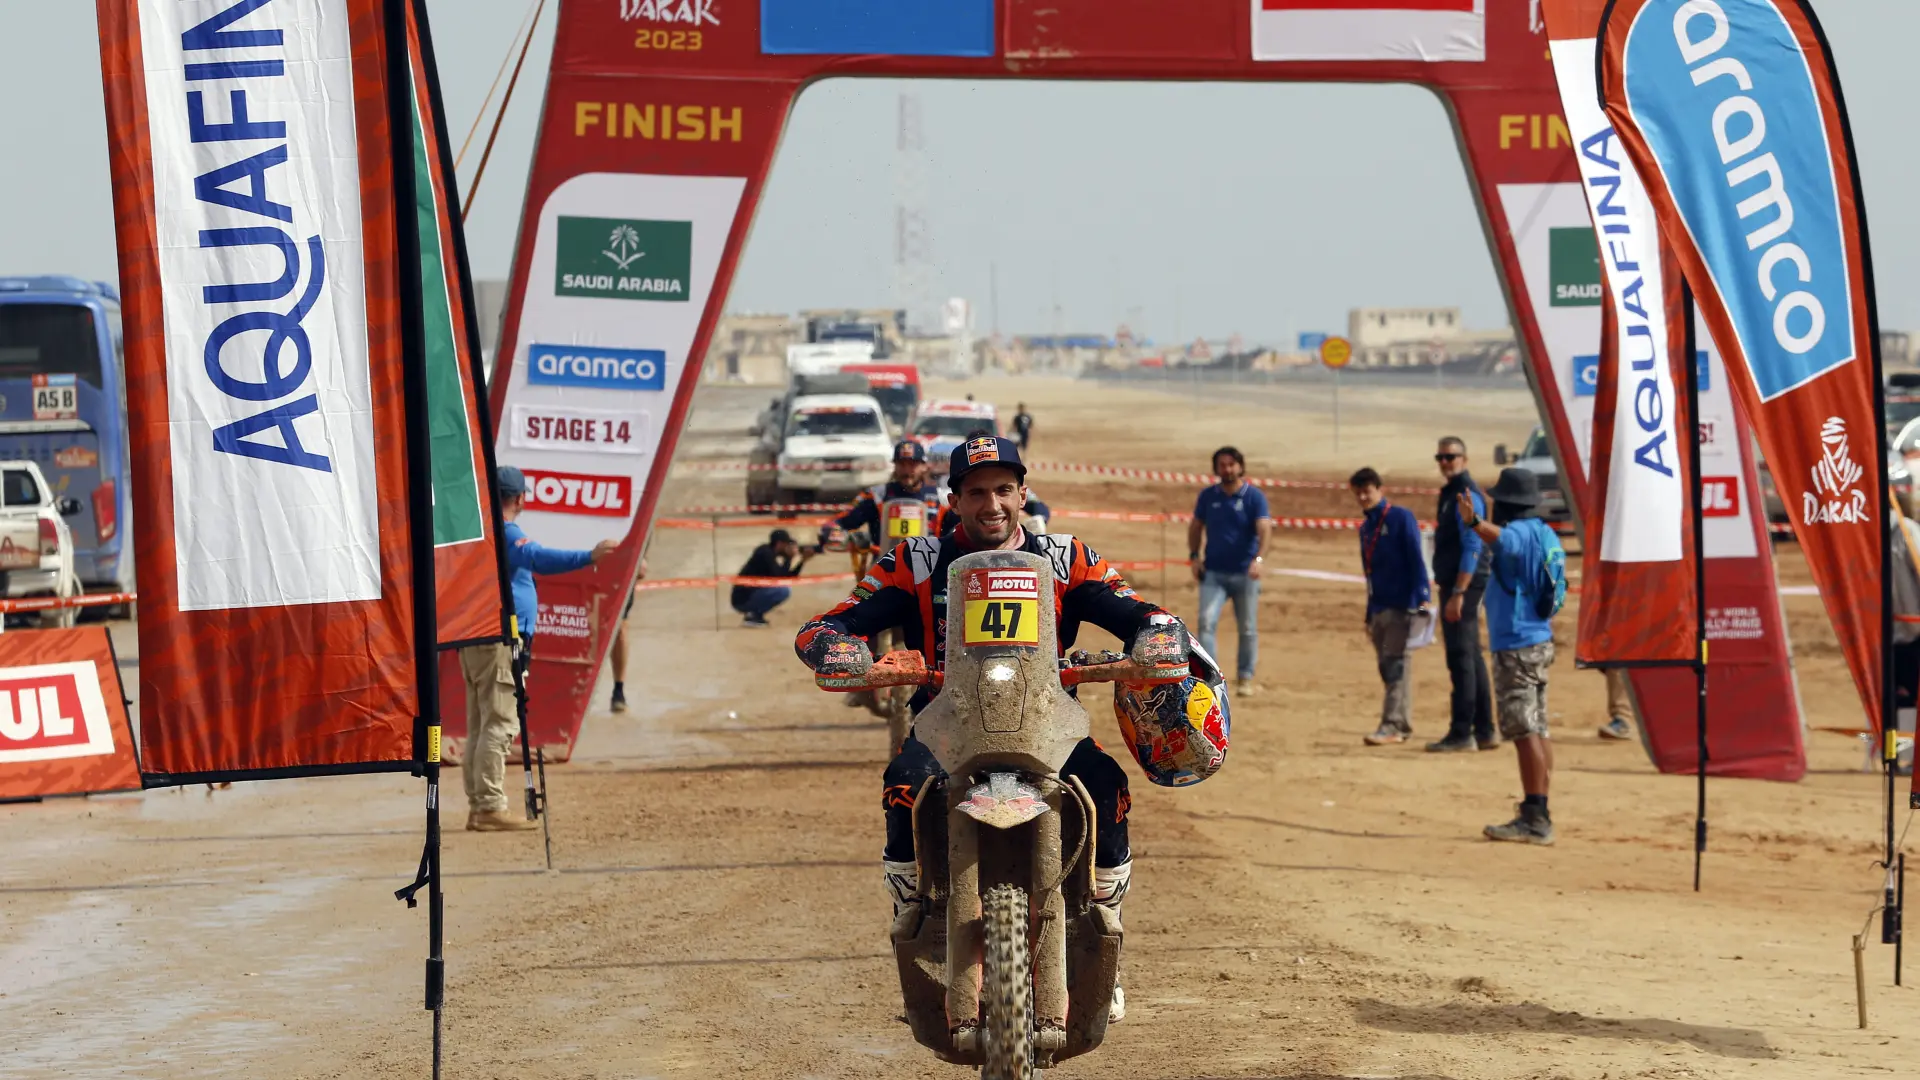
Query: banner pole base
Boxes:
[
  {"xmin": 538, "ymin": 747, "xmax": 554, "ymax": 871},
  {"xmin": 1854, "ymin": 933, "xmax": 1870, "ymax": 1029}
]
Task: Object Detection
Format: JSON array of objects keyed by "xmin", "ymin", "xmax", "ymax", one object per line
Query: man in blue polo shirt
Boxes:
[{"xmin": 1187, "ymin": 446, "xmax": 1272, "ymax": 697}]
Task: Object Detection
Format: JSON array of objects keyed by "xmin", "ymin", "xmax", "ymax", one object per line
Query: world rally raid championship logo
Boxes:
[
  {"xmin": 556, "ymin": 216, "xmax": 692, "ymax": 302},
  {"xmin": 1804, "ymin": 416, "xmax": 1866, "ymax": 525}
]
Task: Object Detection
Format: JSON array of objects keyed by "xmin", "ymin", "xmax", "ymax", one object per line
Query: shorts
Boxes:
[{"xmin": 1493, "ymin": 640, "xmax": 1553, "ymax": 741}]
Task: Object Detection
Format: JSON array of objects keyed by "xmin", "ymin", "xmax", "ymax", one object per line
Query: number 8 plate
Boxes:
[{"xmin": 961, "ymin": 567, "xmax": 1041, "ymax": 647}]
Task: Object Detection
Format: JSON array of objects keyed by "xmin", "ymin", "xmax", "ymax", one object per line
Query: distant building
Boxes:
[
  {"xmin": 703, "ymin": 313, "xmax": 801, "ymax": 384},
  {"xmin": 1347, "ymin": 306, "xmax": 1513, "ymax": 369}
]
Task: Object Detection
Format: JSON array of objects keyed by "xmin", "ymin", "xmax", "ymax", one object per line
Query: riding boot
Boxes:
[
  {"xmin": 883, "ymin": 858, "xmax": 919, "ymax": 918},
  {"xmin": 1092, "ymin": 860, "xmax": 1131, "ymax": 1023}
]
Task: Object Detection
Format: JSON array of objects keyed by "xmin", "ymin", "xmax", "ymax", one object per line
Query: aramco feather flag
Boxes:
[
  {"xmin": 98, "ymin": 0, "xmax": 421, "ymax": 780},
  {"xmin": 1600, "ymin": 0, "xmax": 1888, "ymax": 733}
]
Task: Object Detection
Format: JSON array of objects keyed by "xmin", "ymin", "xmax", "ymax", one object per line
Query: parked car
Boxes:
[
  {"xmin": 1492, "ymin": 427, "xmax": 1574, "ymax": 527},
  {"xmin": 0, "ymin": 460, "xmax": 81, "ymax": 626}
]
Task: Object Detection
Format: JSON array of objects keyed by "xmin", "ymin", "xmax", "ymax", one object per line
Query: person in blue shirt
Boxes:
[
  {"xmin": 1187, "ymin": 446, "xmax": 1273, "ymax": 696},
  {"xmin": 1352, "ymin": 466, "xmax": 1429, "ymax": 746},
  {"xmin": 459, "ymin": 466, "xmax": 616, "ymax": 833},
  {"xmin": 1459, "ymin": 467, "xmax": 1558, "ymax": 845}
]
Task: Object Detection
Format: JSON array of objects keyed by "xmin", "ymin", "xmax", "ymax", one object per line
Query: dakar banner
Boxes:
[
  {"xmin": 0, "ymin": 627, "xmax": 142, "ymax": 800},
  {"xmin": 1601, "ymin": 0, "xmax": 1886, "ymax": 736},
  {"xmin": 404, "ymin": 0, "xmax": 512, "ymax": 649},
  {"xmin": 97, "ymin": 0, "xmax": 420, "ymax": 780},
  {"xmin": 1546, "ymin": 0, "xmax": 1697, "ymax": 663}
]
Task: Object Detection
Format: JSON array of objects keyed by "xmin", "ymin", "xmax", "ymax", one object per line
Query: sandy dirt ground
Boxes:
[{"xmin": 2, "ymin": 374, "xmax": 1914, "ymax": 1080}]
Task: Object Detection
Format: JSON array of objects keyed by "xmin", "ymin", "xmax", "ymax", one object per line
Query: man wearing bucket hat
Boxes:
[
  {"xmin": 1459, "ymin": 466, "xmax": 1567, "ymax": 846},
  {"xmin": 459, "ymin": 466, "xmax": 617, "ymax": 832}
]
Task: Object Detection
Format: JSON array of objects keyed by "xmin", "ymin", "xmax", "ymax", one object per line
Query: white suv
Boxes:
[{"xmin": 776, "ymin": 394, "xmax": 894, "ymax": 504}]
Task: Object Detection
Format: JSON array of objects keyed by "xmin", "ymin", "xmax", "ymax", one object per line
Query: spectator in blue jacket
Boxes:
[
  {"xmin": 1352, "ymin": 467, "xmax": 1429, "ymax": 746},
  {"xmin": 459, "ymin": 466, "xmax": 616, "ymax": 832},
  {"xmin": 1460, "ymin": 467, "xmax": 1559, "ymax": 845}
]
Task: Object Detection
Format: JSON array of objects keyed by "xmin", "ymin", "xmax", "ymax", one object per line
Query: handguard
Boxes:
[
  {"xmin": 802, "ymin": 630, "xmax": 873, "ymax": 681},
  {"xmin": 817, "ymin": 649, "xmax": 935, "ymax": 691}
]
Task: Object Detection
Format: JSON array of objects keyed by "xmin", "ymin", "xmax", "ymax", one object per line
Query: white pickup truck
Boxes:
[
  {"xmin": 774, "ymin": 394, "xmax": 894, "ymax": 505},
  {"xmin": 0, "ymin": 460, "xmax": 81, "ymax": 627}
]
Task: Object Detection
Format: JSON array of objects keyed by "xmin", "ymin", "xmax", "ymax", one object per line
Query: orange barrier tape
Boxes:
[
  {"xmin": 672, "ymin": 457, "xmax": 1427, "ymax": 494},
  {"xmin": 0, "ymin": 591, "xmax": 135, "ymax": 613},
  {"xmin": 635, "ymin": 572, "xmax": 857, "ymax": 592}
]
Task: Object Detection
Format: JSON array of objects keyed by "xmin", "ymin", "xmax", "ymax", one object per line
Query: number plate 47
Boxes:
[{"xmin": 961, "ymin": 567, "xmax": 1041, "ymax": 647}]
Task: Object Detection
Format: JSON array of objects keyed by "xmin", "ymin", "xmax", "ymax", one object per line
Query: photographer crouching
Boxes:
[{"xmin": 733, "ymin": 528, "xmax": 816, "ymax": 627}]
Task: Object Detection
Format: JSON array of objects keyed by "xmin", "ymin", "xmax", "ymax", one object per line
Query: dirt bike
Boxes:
[{"xmin": 817, "ymin": 549, "xmax": 1185, "ymax": 1079}]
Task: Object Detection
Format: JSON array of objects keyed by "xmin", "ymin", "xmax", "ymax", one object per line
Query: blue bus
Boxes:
[{"xmin": 0, "ymin": 277, "xmax": 132, "ymax": 593}]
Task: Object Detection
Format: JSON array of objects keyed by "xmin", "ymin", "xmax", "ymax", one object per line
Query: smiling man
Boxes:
[{"xmin": 792, "ymin": 435, "xmax": 1195, "ymax": 1022}]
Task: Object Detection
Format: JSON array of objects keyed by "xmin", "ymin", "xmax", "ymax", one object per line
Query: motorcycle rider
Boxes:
[
  {"xmin": 822, "ymin": 439, "xmax": 957, "ymax": 549},
  {"xmin": 795, "ymin": 436, "xmax": 1191, "ymax": 1021}
]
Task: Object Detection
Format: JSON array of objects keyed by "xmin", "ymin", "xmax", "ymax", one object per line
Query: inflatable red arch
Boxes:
[{"xmin": 473, "ymin": 0, "xmax": 1795, "ymax": 778}]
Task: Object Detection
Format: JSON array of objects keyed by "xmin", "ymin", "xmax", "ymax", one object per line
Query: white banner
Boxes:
[
  {"xmin": 496, "ymin": 173, "xmax": 745, "ymax": 550},
  {"xmin": 1497, "ymin": 181, "xmax": 1600, "ymax": 475},
  {"xmin": 139, "ymin": 0, "xmax": 379, "ymax": 610},
  {"xmin": 1550, "ymin": 37, "xmax": 1685, "ymax": 563},
  {"xmin": 1252, "ymin": 0, "xmax": 1486, "ymax": 63}
]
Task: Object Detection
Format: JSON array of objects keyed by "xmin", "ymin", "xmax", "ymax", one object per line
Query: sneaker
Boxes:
[
  {"xmin": 610, "ymin": 686, "xmax": 628, "ymax": 714},
  {"xmin": 1484, "ymin": 803, "xmax": 1554, "ymax": 845},
  {"xmin": 1234, "ymin": 683, "xmax": 1256, "ymax": 699},
  {"xmin": 469, "ymin": 809, "xmax": 538, "ymax": 832},
  {"xmin": 1425, "ymin": 735, "xmax": 1478, "ymax": 753},
  {"xmin": 741, "ymin": 614, "xmax": 769, "ymax": 628},
  {"xmin": 1363, "ymin": 727, "xmax": 1409, "ymax": 746},
  {"xmin": 1598, "ymin": 717, "xmax": 1632, "ymax": 740},
  {"xmin": 1108, "ymin": 983, "xmax": 1126, "ymax": 1024},
  {"xmin": 1477, "ymin": 735, "xmax": 1503, "ymax": 751}
]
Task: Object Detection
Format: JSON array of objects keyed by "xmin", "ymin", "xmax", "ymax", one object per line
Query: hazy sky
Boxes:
[{"xmin": 6, "ymin": 2, "xmax": 1919, "ymax": 346}]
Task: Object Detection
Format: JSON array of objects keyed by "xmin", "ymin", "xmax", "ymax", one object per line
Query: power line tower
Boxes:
[{"xmin": 893, "ymin": 92, "xmax": 937, "ymax": 337}]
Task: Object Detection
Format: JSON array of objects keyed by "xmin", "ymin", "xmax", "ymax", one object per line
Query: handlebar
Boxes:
[{"xmin": 815, "ymin": 649, "xmax": 1186, "ymax": 692}]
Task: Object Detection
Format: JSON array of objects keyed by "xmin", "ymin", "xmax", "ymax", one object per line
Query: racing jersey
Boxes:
[
  {"xmin": 833, "ymin": 481, "xmax": 957, "ymax": 543},
  {"xmin": 796, "ymin": 529, "xmax": 1167, "ymax": 712}
]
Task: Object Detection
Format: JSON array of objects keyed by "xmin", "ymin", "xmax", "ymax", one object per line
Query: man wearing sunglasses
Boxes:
[{"xmin": 1429, "ymin": 437, "xmax": 1497, "ymax": 753}]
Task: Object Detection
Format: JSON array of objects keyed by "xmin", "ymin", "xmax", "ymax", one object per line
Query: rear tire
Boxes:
[{"xmin": 981, "ymin": 882, "xmax": 1033, "ymax": 1080}]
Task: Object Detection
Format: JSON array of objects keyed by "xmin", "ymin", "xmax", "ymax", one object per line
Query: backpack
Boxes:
[{"xmin": 1523, "ymin": 519, "xmax": 1568, "ymax": 621}]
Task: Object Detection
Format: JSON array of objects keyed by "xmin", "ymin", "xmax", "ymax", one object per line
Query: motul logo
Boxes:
[
  {"xmin": 1702, "ymin": 476, "xmax": 1740, "ymax": 518},
  {"xmin": 0, "ymin": 662, "xmax": 113, "ymax": 763},
  {"xmin": 522, "ymin": 469, "xmax": 635, "ymax": 518}
]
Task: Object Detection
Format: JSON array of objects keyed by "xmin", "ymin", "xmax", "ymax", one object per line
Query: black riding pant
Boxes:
[
  {"xmin": 882, "ymin": 734, "xmax": 1131, "ymax": 868},
  {"xmin": 1440, "ymin": 582, "xmax": 1494, "ymax": 743}
]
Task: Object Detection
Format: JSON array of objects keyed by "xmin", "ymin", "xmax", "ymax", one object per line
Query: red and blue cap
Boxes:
[
  {"xmin": 893, "ymin": 439, "xmax": 927, "ymax": 463},
  {"xmin": 948, "ymin": 435, "xmax": 1026, "ymax": 487}
]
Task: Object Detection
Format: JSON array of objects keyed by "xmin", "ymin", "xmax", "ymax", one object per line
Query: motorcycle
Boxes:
[{"xmin": 817, "ymin": 549, "xmax": 1185, "ymax": 1078}]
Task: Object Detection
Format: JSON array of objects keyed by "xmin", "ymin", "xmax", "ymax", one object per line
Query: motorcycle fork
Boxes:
[{"xmin": 942, "ymin": 785, "xmax": 1070, "ymax": 1038}]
